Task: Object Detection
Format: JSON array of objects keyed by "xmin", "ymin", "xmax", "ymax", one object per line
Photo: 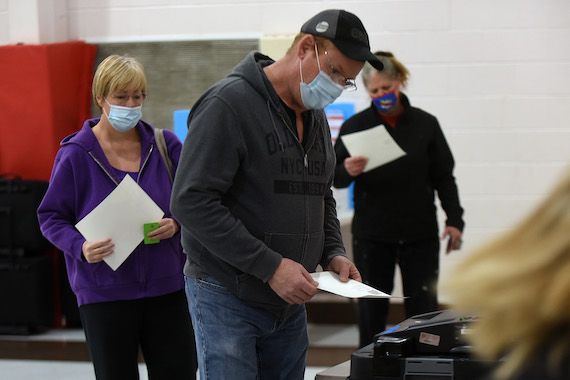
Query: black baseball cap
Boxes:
[{"xmin": 301, "ymin": 9, "xmax": 383, "ymax": 71}]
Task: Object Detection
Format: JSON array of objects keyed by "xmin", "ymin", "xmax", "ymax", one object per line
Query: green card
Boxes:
[{"xmin": 143, "ymin": 222, "xmax": 160, "ymax": 244}]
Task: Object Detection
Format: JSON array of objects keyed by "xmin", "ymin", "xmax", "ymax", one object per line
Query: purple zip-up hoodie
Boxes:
[{"xmin": 37, "ymin": 118, "xmax": 185, "ymax": 306}]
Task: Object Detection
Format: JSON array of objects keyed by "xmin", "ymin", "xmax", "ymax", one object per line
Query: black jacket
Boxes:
[{"xmin": 334, "ymin": 93, "xmax": 464, "ymax": 241}]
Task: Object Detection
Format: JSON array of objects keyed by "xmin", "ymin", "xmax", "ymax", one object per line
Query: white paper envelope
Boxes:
[
  {"xmin": 75, "ymin": 175, "xmax": 164, "ymax": 271},
  {"xmin": 341, "ymin": 125, "xmax": 406, "ymax": 172},
  {"xmin": 310, "ymin": 271, "xmax": 393, "ymax": 298}
]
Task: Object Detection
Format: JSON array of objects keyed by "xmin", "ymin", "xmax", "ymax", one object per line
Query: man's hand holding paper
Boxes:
[{"xmin": 310, "ymin": 271, "xmax": 395, "ymax": 299}]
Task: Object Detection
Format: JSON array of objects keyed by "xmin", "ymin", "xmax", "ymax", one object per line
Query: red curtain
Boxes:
[{"xmin": 0, "ymin": 41, "xmax": 97, "ymax": 180}]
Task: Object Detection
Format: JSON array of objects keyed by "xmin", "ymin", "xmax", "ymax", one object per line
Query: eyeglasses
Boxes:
[
  {"xmin": 107, "ymin": 92, "xmax": 146, "ymax": 106},
  {"xmin": 323, "ymin": 50, "xmax": 358, "ymax": 92}
]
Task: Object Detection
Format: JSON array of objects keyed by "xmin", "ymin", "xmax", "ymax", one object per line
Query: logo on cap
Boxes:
[
  {"xmin": 351, "ymin": 28, "xmax": 368, "ymax": 44},
  {"xmin": 315, "ymin": 21, "xmax": 329, "ymax": 33}
]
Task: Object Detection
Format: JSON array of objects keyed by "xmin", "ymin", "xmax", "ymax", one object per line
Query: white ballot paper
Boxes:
[
  {"xmin": 341, "ymin": 125, "xmax": 406, "ymax": 172},
  {"xmin": 75, "ymin": 175, "xmax": 164, "ymax": 271},
  {"xmin": 310, "ymin": 271, "xmax": 393, "ymax": 298}
]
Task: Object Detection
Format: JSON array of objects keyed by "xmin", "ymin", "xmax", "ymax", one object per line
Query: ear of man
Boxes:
[{"xmin": 294, "ymin": 34, "xmax": 315, "ymax": 61}]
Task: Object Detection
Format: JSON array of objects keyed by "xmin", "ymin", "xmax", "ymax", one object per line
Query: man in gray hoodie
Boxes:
[{"xmin": 171, "ymin": 9, "xmax": 384, "ymax": 380}]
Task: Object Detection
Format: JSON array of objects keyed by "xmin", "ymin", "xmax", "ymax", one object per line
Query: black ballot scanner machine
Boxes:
[{"xmin": 349, "ymin": 310, "xmax": 499, "ymax": 380}]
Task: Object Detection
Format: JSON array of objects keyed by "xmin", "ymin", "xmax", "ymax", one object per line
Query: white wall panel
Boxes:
[
  {"xmin": 257, "ymin": 3, "xmax": 325, "ymax": 35},
  {"xmin": 412, "ymin": 97, "xmax": 506, "ymax": 129},
  {"xmin": 67, "ymin": 0, "xmax": 273, "ymax": 9},
  {"xmin": 461, "ymin": 196, "xmax": 544, "ymax": 229},
  {"xmin": 0, "ymin": 13, "xmax": 7, "ymax": 45},
  {"xmin": 451, "ymin": 0, "xmax": 570, "ymax": 29},
  {"xmin": 68, "ymin": 4, "xmax": 265, "ymax": 41},
  {"xmin": 414, "ymin": 96, "xmax": 570, "ymax": 131},
  {"xmin": 513, "ymin": 63, "xmax": 570, "ymax": 96},
  {"xmin": 447, "ymin": 131, "xmax": 570, "ymax": 163},
  {"xmin": 502, "ymin": 97, "xmax": 570, "ymax": 128},
  {"xmin": 408, "ymin": 63, "xmax": 554, "ymax": 98},
  {"xmin": 446, "ymin": 65, "xmax": 518, "ymax": 96},
  {"xmin": 348, "ymin": 0, "xmax": 450, "ymax": 32},
  {"xmin": 404, "ymin": 65, "xmax": 450, "ymax": 96},
  {"xmin": 369, "ymin": 29, "xmax": 570, "ymax": 65},
  {"xmin": 455, "ymin": 164, "xmax": 568, "ymax": 196}
]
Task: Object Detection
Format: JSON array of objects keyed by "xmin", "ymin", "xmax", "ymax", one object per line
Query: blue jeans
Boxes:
[{"xmin": 184, "ymin": 275, "xmax": 308, "ymax": 380}]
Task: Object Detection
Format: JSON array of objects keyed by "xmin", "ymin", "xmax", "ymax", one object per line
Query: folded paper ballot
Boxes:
[
  {"xmin": 75, "ymin": 175, "xmax": 164, "ymax": 271},
  {"xmin": 310, "ymin": 271, "xmax": 395, "ymax": 298},
  {"xmin": 340, "ymin": 125, "xmax": 406, "ymax": 172}
]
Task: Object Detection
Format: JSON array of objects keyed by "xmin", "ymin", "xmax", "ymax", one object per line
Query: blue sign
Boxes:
[
  {"xmin": 173, "ymin": 109, "xmax": 191, "ymax": 142},
  {"xmin": 325, "ymin": 102, "xmax": 356, "ymax": 209}
]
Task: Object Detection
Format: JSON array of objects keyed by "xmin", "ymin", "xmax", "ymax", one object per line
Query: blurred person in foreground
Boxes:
[
  {"xmin": 38, "ymin": 55, "xmax": 197, "ymax": 380},
  {"xmin": 170, "ymin": 9, "xmax": 384, "ymax": 380},
  {"xmin": 334, "ymin": 51, "xmax": 465, "ymax": 347},
  {"xmin": 443, "ymin": 168, "xmax": 570, "ymax": 380}
]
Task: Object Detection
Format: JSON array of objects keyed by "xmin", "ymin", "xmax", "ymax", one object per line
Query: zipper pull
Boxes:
[{"xmin": 304, "ymin": 154, "xmax": 308, "ymax": 168}]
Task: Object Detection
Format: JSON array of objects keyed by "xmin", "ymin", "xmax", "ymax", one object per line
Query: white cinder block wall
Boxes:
[{"xmin": 2, "ymin": 0, "xmax": 570, "ymax": 299}]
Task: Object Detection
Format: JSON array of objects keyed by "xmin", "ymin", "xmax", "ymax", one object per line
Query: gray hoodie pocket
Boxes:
[
  {"xmin": 236, "ymin": 272, "xmax": 284, "ymax": 308},
  {"xmin": 263, "ymin": 232, "xmax": 304, "ymax": 262}
]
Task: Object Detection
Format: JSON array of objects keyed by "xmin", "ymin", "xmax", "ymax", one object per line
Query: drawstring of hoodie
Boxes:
[{"xmin": 267, "ymin": 100, "xmax": 285, "ymax": 152}]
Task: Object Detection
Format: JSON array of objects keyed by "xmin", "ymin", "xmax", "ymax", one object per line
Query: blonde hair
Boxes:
[
  {"xmin": 443, "ymin": 167, "xmax": 570, "ymax": 379},
  {"xmin": 92, "ymin": 55, "xmax": 147, "ymax": 111},
  {"xmin": 361, "ymin": 51, "xmax": 410, "ymax": 87}
]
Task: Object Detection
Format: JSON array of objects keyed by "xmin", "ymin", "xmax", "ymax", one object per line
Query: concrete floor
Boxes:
[{"xmin": 0, "ymin": 324, "xmax": 358, "ymax": 380}]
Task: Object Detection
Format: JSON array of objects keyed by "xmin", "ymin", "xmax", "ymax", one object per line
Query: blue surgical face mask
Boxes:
[
  {"xmin": 372, "ymin": 91, "xmax": 398, "ymax": 113},
  {"xmin": 104, "ymin": 100, "xmax": 142, "ymax": 132},
  {"xmin": 299, "ymin": 45, "xmax": 343, "ymax": 110}
]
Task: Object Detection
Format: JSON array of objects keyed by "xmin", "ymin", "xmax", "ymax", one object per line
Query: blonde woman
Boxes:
[
  {"xmin": 444, "ymin": 168, "xmax": 570, "ymax": 379},
  {"xmin": 38, "ymin": 55, "xmax": 197, "ymax": 379},
  {"xmin": 334, "ymin": 51, "xmax": 465, "ymax": 347}
]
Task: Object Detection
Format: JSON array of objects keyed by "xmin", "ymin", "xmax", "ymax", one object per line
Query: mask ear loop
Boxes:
[
  {"xmin": 300, "ymin": 40, "xmax": 323, "ymax": 84},
  {"xmin": 103, "ymin": 98, "xmax": 112, "ymax": 120},
  {"xmin": 314, "ymin": 43, "xmax": 322, "ymax": 71}
]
